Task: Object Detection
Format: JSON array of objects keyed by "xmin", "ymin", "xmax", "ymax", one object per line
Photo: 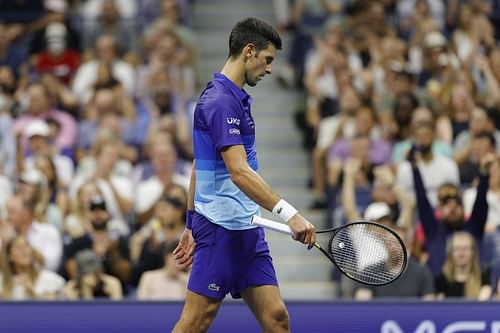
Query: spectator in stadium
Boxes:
[
  {"xmin": 410, "ymin": 150, "xmax": 494, "ymax": 275},
  {"xmin": 435, "ymin": 231, "xmax": 492, "ymax": 300},
  {"xmin": 456, "ymin": 131, "xmax": 497, "ymax": 184},
  {"xmin": 354, "ymin": 226, "xmax": 435, "ymax": 300},
  {"xmin": 392, "ymin": 107, "xmax": 453, "ymax": 162},
  {"xmin": 64, "ymin": 249, "xmax": 122, "ymax": 300},
  {"xmin": 277, "ymin": 0, "xmax": 342, "ymax": 88},
  {"xmin": 5, "ymin": 194, "xmax": 62, "ymax": 272},
  {"xmin": 33, "ymin": 154, "xmax": 70, "ymax": 225},
  {"xmin": 396, "ymin": 121, "xmax": 459, "ymax": 206},
  {"xmin": 14, "ymin": 83, "xmax": 78, "ymax": 151},
  {"xmin": 440, "ymin": 82, "xmax": 476, "ymax": 143},
  {"xmin": 70, "ymin": 139, "xmax": 134, "ymax": 223},
  {"xmin": 131, "ymin": 184, "xmax": 187, "ymax": 285},
  {"xmin": 77, "ymin": 86, "xmax": 139, "ymax": 164},
  {"xmin": 0, "ymin": 90, "xmax": 16, "ymax": 178},
  {"xmin": 63, "ymin": 195, "xmax": 131, "ymax": 290},
  {"xmin": 341, "ymin": 158, "xmax": 415, "ymax": 229},
  {"xmin": 303, "ymin": 26, "xmax": 344, "ymax": 135},
  {"xmin": 34, "ymin": 22, "xmax": 80, "ymax": 85},
  {"xmin": 388, "ymin": 92, "xmax": 420, "ymax": 143},
  {"xmin": 20, "ymin": 119, "xmax": 74, "ymax": 187},
  {"xmin": 144, "ymin": 72, "xmax": 193, "ymax": 160},
  {"xmin": 0, "ymin": 23, "xmax": 27, "ymax": 77},
  {"xmin": 0, "ymin": 235, "xmax": 65, "ymax": 300},
  {"xmin": 137, "ymin": 31, "xmax": 196, "ymax": 101},
  {"xmin": 328, "ymin": 106, "xmax": 390, "ymax": 165},
  {"xmin": 64, "ymin": 180, "xmax": 128, "ymax": 240},
  {"xmin": 38, "ymin": 73, "xmax": 80, "ymax": 117},
  {"xmin": 463, "ymin": 155, "xmax": 500, "ymax": 233},
  {"xmin": 135, "ymin": 137, "xmax": 189, "ymax": 227},
  {"xmin": 310, "ymin": 85, "xmax": 362, "ymax": 209},
  {"xmin": 72, "ymin": 34, "xmax": 135, "ymax": 104},
  {"xmin": 136, "ymin": 241, "xmax": 189, "ymax": 300},
  {"xmin": 83, "ymin": 0, "xmax": 139, "ymax": 65}
]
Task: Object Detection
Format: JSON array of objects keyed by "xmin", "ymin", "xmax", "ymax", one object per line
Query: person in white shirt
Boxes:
[
  {"xmin": 72, "ymin": 34, "xmax": 135, "ymax": 104},
  {"xmin": 5, "ymin": 195, "xmax": 62, "ymax": 272},
  {"xmin": 0, "ymin": 235, "xmax": 65, "ymax": 300},
  {"xmin": 70, "ymin": 140, "xmax": 134, "ymax": 224},
  {"xmin": 135, "ymin": 139, "xmax": 188, "ymax": 227}
]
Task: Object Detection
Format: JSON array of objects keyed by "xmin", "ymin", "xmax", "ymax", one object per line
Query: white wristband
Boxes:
[{"xmin": 272, "ymin": 199, "xmax": 298, "ymax": 223}]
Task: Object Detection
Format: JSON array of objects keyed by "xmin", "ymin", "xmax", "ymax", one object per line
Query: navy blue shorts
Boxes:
[{"xmin": 187, "ymin": 212, "xmax": 278, "ymax": 299}]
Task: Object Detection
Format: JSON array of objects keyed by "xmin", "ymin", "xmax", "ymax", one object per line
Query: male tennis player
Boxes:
[{"xmin": 172, "ymin": 18, "xmax": 316, "ymax": 332}]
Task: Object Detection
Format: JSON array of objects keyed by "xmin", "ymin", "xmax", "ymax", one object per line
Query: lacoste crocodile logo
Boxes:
[{"xmin": 208, "ymin": 283, "xmax": 220, "ymax": 292}]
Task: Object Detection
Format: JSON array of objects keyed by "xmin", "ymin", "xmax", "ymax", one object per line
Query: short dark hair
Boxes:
[
  {"xmin": 228, "ymin": 18, "xmax": 282, "ymax": 58},
  {"xmin": 474, "ymin": 130, "xmax": 497, "ymax": 149}
]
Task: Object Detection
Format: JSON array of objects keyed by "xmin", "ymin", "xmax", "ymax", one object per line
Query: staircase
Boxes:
[{"xmin": 192, "ymin": 0, "xmax": 336, "ymax": 300}]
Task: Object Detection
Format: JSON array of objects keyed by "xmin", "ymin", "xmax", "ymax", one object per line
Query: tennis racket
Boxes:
[{"xmin": 251, "ymin": 215, "xmax": 408, "ymax": 286}]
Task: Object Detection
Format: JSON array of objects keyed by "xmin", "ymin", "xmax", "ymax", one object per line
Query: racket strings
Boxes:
[{"xmin": 329, "ymin": 224, "xmax": 406, "ymax": 285}]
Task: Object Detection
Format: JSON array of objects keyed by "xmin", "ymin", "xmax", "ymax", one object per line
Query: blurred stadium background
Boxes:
[{"xmin": 0, "ymin": 0, "xmax": 500, "ymax": 331}]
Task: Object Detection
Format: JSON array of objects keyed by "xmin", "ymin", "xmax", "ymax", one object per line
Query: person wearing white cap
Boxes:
[{"xmin": 21, "ymin": 119, "xmax": 74, "ymax": 187}]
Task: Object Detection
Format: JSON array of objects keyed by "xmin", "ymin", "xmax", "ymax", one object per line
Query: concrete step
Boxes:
[
  {"xmin": 255, "ymin": 131, "xmax": 301, "ymax": 148},
  {"xmin": 258, "ymin": 167, "xmax": 309, "ymax": 188},
  {"xmin": 272, "ymin": 256, "xmax": 332, "ymax": 282},
  {"xmin": 279, "ymin": 281, "xmax": 337, "ymax": 300},
  {"xmin": 257, "ymin": 149, "xmax": 307, "ymax": 167}
]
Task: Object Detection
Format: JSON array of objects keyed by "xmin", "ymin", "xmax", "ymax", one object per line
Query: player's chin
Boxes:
[
  {"xmin": 247, "ymin": 79, "xmax": 258, "ymax": 87},
  {"xmin": 248, "ymin": 76, "xmax": 264, "ymax": 87}
]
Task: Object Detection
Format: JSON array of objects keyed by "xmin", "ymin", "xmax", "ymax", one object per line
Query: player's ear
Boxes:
[{"xmin": 244, "ymin": 43, "xmax": 256, "ymax": 59}]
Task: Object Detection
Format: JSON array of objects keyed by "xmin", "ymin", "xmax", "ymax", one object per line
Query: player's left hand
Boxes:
[{"xmin": 173, "ymin": 228, "xmax": 195, "ymax": 269}]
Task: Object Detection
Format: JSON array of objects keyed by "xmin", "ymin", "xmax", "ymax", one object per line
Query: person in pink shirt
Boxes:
[{"xmin": 14, "ymin": 83, "xmax": 78, "ymax": 151}]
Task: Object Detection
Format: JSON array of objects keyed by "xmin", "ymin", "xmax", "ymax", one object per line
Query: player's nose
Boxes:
[{"xmin": 265, "ymin": 64, "xmax": 272, "ymax": 75}]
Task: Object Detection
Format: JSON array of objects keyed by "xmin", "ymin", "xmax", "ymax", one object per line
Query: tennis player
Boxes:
[{"xmin": 172, "ymin": 18, "xmax": 316, "ymax": 333}]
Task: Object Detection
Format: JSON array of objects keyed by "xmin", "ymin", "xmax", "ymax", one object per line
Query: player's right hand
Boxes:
[
  {"xmin": 288, "ymin": 213, "xmax": 316, "ymax": 250},
  {"xmin": 173, "ymin": 228, "xmax": 195, "ymax": 269}
]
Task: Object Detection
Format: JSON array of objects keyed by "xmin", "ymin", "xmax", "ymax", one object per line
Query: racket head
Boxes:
[{"xmin": 323, "ymin": 221, "xmax": 408, "ymax": 286}]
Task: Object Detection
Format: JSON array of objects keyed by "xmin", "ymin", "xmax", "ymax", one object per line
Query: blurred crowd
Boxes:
[
  {"xmin": 1, "ymin": 0, "xmax": 500, "ymax": 303},
  {"xmin": 0, "ymin": 0, "xmax": 195, "ymax": 301},
  {"xmin": 278, "ymin": 0, "xmax": 500, "ymax": 300}
]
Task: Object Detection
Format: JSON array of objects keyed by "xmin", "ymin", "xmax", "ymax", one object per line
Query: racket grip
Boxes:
[{"xmin": 251, "ymin": 216, "xmax": 293, "ymax": 235}]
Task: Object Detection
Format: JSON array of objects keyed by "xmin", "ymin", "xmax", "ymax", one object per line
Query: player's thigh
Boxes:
[
  {"xmin": 241, "ymin": 285, "xmax": 289, "ymax": 324},
  {"xmin": 178, "ymin": 290, "xmax": 223, "ymax": 325}
]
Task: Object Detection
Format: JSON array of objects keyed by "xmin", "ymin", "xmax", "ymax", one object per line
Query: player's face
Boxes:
[{"xmin": 244, "ymin": 44, "xmax": 276, "ymax": 87}]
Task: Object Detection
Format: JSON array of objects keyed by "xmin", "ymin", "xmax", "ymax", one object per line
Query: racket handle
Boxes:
[{"xmin": 251, "ymin": 215, "xmax": 293, "ymax": 235}]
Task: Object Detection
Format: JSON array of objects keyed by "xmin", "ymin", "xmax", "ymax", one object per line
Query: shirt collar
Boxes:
[{"xmin": 213, "ymin": 72, "xmax": 251, "ymax": 104}]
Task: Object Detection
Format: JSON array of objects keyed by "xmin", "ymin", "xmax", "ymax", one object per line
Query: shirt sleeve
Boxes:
[{"xmin": 206, "ymin": 97, "xmax": 244, "ymax": 152}]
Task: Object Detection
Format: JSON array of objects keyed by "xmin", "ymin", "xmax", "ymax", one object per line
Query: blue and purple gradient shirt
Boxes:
[{"xmin": 192, "ymin": 73, "xmax": 260, "ymax": 230}]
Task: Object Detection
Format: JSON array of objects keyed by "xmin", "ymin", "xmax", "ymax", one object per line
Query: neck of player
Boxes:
[{"xmin": 221, "ymin": 56, "xmax": 246, "ymax": 89}]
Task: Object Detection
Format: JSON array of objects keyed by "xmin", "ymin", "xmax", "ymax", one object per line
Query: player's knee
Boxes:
[
  {"xmin": 197, "ymin": 305, "xmax": 219, "ymax": 332},
  {"xmin": 174, "ymin": 304, "xmax": 219, "ymax": 333},
  {"xmin": 263, "ymin": 305, "xmax": 290, "ymax": 332}
]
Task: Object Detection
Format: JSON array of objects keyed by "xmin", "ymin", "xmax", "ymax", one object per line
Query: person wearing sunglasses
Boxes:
[{"xmin": 411, "ymin": 150, "xmax": 496, "ymax": 276}]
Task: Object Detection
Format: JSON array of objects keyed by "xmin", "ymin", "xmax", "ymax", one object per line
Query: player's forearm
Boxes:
[{"xmin": 230, "ymin": 166, "xmax": 281, "ymax": 212}]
